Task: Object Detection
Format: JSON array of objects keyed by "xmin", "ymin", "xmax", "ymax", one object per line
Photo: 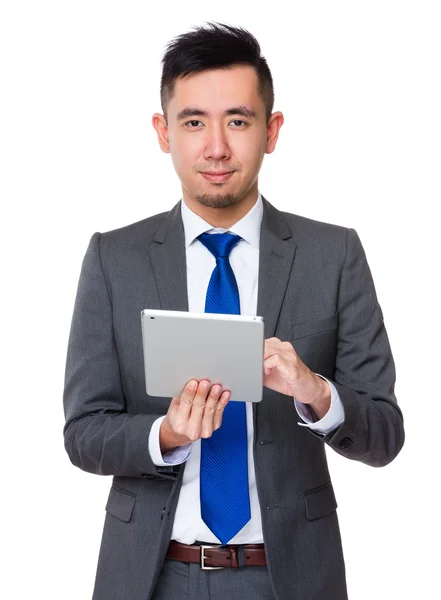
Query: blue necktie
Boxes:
[{"xmin": 198, "ymin": 232, "xmax": 251, "ymax": 544}]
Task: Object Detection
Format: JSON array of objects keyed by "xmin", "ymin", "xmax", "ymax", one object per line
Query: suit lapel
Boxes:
[
  {"xmin": 254, "ymin": 196, "xmax": 297, "ymax": 428},
  {"xmin": 149, "ymin": 201, "xmax": 189, "ymax": 312},
  {"xmin": 149, "ymin": 195, "xmax": 296, "ymax": 319},
  {"xmin": 257, "ymin": 196, "xmax": 297, "ymax": 339},
  {"xmin": 149, "ymin": 196, "xmax": 296, "ymax": 329}
]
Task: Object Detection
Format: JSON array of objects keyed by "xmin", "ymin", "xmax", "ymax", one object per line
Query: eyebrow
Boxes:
[{"xmin": 176, "ymin": 105, "xmax": 257, "ymax": 121}]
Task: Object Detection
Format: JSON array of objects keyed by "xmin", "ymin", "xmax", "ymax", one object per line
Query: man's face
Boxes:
[{"xmin": 153, "ymin": 65, "xmax": 282, "ymax": 209}]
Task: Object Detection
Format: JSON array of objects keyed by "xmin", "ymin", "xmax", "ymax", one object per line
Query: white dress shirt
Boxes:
[{"xmin": 148, "ymin": 192, "xmax": 344, "ymax": 544}]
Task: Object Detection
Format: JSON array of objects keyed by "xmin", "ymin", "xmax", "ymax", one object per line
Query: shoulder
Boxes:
[
  {"xmin": 262, "ymin": 196, "xmax": 350, "ymax": 244},
  {"xmin": 101, "ymin": 210, "xmax": 169, "ymax": 243},
  {"xmin": 282, "ymin": 210, "xmax": 349, "ymax": 242},
  {"xmin": 265, "ymin": 201, "xmax": 360, "ymax": 266},
  {"xmin": 92, "ymin": 207, "xmax": 175, "ymax": 262},
  {"xmin": 81, "ymin": 206, "xmax": 177, "ymax": 275},
  {"xmin": 271, "ymin": 205, "xmax": 353, "ymax": 262}
]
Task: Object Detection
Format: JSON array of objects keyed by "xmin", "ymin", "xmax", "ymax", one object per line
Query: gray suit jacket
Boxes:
[{"xmin": 63, "ymin": 196, "xmax": 404, "ymax": 600}]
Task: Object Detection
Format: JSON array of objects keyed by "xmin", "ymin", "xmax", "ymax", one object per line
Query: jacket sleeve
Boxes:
[
  {"xmin": 317, "ymin": 228, "xmax": 405, "ymax": 466},
  {"xmin": 63, "ymin": 232, "xmax": 176, "ymax": 480}
]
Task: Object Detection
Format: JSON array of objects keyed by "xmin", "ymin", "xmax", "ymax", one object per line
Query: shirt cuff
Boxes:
[
  {"xmin": 148, "ymin": 415, "xmax": 192, "ymax": 466},
  {"xmin": 294, "ymin": 376, "xmax": 345, "ymax": 435}
]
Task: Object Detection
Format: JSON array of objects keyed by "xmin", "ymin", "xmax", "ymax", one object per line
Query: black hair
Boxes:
[{"xmin": 160, "ymin": 22, "xmax": 274, "ymax": 122}]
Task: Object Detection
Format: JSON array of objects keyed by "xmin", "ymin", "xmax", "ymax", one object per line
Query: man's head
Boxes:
[{"xmin": 152, "ymin": 22, "xmax": 284, "ymax": 221}]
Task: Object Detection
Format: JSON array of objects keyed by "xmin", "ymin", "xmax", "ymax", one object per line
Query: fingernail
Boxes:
[{"xmin": 189, "ymin": 381, "xmax": 197, "ymax": 390}]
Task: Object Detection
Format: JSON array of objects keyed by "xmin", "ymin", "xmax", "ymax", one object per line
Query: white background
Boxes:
[{"xmin": 1, "ymin": 1, "xmax": 440, "ymax": 598}]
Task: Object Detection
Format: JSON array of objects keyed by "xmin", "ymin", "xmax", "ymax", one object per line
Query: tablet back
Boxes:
[{"xmin": 141, "ymin": 309, "xmax": 264, "ymax": 402}]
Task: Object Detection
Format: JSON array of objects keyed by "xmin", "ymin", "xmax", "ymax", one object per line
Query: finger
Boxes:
[
  {"xmin": 264, "ymin": 338, "xmax": 283, "ymax": 359},
  {"xmin": 264, "ymin": 354, "xmax": 281, "ymax": 368},
  {"xmin": 192, "ymin": 379, "xmax": 211, "ymax": 409},
  {"xmin": 200, "ymin": 384, "xmax": 223, "ymax": 438},
  {"xmin": 213, "ymin": 390, "xmax": 231, "ymax": 430},
  {"xmin": 264, "ymin": 353, "xmax": 291, "ymax": 377},
  {"xmin": 186, "ymin": 379, "xmax": 211, "ymax": 440},
  {"xmin": 263, "ymin": 354, "xmax": 283, "ymax": 377},
  {"xmin": 168, "ymin": 396, "xmax": 181, "ymax": 416},
  {"xmin": 175, "ymin": 379, "xmax": 198, "ymax": 422}
]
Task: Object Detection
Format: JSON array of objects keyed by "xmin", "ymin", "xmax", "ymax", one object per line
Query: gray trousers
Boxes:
[{"xmin": 151, "ymin": 558, "xmax": 276, "ymax": 600}]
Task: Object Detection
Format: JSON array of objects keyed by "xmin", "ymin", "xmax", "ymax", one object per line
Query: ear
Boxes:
[
  {"xmin": 152, "ymin": 113, "xmax": 170, "ymax": 153},
  {"xmin": 266, "ymin": 111, "xmax": 284, "ymax": 154}
]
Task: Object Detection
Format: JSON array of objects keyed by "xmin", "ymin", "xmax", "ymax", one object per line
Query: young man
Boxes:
[{"xmin": 63, "ymin": 22, "xmax": 404, "ymax": 600}]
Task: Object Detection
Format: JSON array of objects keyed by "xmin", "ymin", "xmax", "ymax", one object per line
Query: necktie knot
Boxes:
[{"xmin": 198, "ymin": 232, "xmax": 242, "ymax": 260}]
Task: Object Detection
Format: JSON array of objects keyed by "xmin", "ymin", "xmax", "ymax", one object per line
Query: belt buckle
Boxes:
[{"xmin": 200, "ymin": 544, "xmax": 224, "ymax": 570}]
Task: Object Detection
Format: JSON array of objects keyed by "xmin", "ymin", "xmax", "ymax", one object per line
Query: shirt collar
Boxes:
[{"xmin": 180, "ymin": 192, "xmax": 263, "ymax": 250}]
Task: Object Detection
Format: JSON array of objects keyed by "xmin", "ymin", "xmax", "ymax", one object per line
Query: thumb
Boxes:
[{"xmin": 168, "ymin": 395, "xmax": 181, "ymax": 414}]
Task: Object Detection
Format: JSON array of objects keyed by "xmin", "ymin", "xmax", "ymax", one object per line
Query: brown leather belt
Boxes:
[{"xmin": 166, "ymin": 541, "xmax": 266, "ymax": 569}]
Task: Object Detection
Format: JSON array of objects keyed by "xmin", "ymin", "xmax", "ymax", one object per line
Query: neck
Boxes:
[{"xmin": 182, "ymin": 184, "xmax": 259, "ymax": 229}]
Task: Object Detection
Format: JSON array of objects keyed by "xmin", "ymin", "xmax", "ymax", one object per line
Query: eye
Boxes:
[
  {"xmin": 230, "ymin": 120, "xmax": 248, "ymax": 127},
  {"xmin": 184, "ymin": 120, "xmax": 203, "ymax": 128}
]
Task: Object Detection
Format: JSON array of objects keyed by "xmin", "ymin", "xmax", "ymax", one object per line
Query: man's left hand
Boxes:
[{"xmin": 263, "ymin": 337, "xmax": 331, "ymax": 419}]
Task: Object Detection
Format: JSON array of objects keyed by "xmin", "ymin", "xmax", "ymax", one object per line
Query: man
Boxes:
[{"xmin": 63, "ymin": 22, "xmax": 404, "ymax": 600}]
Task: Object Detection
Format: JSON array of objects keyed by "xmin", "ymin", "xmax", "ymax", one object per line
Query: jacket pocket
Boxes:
[
  {"xmin": 105, "ymin": 485, "xmax": 136, "ymax": 523},
  {"xmin": 292, "ymin": 311, "xmax": 339, "ymax": 340},
  {"xmin": 304, "ymin": 481, "xmax": 337, "ymax": 521}
]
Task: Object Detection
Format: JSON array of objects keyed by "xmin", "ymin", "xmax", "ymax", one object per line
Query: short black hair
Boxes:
[{"xmin": 160, "ymin": 22, "xmax": 274, "ymax": 123}]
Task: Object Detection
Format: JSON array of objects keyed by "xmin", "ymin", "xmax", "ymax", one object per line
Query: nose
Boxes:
[{"xmin": 203, "ymin": 124, "xmax": 231, "ymax": 162}]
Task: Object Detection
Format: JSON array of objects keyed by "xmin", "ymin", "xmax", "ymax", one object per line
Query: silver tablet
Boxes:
[{"xmin": 141, "ymin": 309, "xmax": 264, "ymax": 402}]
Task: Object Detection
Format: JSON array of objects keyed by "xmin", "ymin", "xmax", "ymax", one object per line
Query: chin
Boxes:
[{"xmin": 195, "ymin": 192, "xmax": 239, "ymax": 208}]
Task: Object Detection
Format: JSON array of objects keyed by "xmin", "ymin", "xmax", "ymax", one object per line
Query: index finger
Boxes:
[
  {"xmin": 176, "ymin": 379, "xmax": 199, "ymax": 420},
  {"xmin": 264, "ymin": 337, "xmax": 283, "ymax": 358}
]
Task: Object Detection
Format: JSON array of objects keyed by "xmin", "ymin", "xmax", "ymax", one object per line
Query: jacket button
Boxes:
[{"xmin": 340, "ymin": 437, "xmax": 353, "ymax": 450}]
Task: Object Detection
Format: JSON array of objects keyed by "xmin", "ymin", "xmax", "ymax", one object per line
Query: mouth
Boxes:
[{"xmin": 200, "ymin": 171, "xmax": 235, "ymax": 183}]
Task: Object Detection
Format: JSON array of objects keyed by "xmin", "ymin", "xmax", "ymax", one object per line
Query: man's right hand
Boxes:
[{"xmin": 159, "ymin": 379, "xmax": 231, "ymax": 453}]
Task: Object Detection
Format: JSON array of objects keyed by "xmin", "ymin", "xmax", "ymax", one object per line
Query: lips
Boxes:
[{"xmin": 201, "ymin": 171, "xmax": 235, "ymax": 183}]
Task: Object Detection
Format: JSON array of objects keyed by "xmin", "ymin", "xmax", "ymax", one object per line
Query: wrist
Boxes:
[
  {"xmin": 308, "ymin": 375, "xmax": 331, "ymax": 420},
  {"xmin": 159, "ymin": 417, "xmax": 190, "ymax": 454}
]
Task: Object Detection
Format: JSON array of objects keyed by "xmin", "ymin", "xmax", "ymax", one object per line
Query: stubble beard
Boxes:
[{"xmin": 196, "ymin": 192, "xmax": 239, "ymax": 208}]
